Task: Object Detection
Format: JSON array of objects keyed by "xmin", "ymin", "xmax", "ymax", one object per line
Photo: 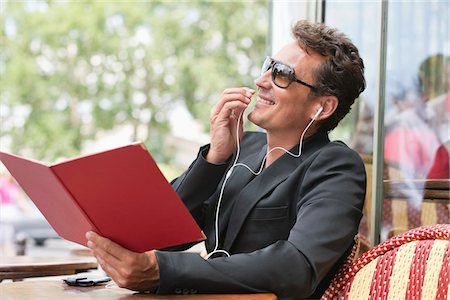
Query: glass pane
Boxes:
[
  {"xmin": 382, "ymin": 1, "xmax": 449, "ymax": 241},
  {"xmin": 325, "ymin": 1, "xmax": 380, "ymax": 246}
]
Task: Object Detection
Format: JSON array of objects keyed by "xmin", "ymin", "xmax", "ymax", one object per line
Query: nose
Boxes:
[{"xmin": 254, "ymin": 69, "xmax": 271, "ymax": 89}]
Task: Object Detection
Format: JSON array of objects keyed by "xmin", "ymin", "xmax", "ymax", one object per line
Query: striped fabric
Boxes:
[
  {"xmin": 322, "ymin": 224, "xmax": 450, "ymax": 300},
  {"xmin": 383, "ymin": 199, "xmax": 450, "ymax": 239}
]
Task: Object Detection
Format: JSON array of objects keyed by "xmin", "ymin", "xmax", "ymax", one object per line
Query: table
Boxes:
[
  {"xmin": 0, "ymin": 279, "xmax": 277, "ymax": 300},
  {"xmin": 0, "ymin": 256, "xmax": 98, "ymax": 282}
]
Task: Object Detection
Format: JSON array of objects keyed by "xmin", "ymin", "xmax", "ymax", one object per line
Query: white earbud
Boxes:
[{"xmin": 312, "ymin": 106, "xmax": 323, "ymax": 120}]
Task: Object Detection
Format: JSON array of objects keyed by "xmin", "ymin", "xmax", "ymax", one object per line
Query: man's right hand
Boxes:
[{"xmin": 206, "ymin": 87, "xmax": 255, "ymax": 164}]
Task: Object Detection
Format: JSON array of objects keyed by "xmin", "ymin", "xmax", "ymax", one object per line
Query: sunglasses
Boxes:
[{"xmin": 261, "ymin": 56, "xmax": 317, "ymax": 90}]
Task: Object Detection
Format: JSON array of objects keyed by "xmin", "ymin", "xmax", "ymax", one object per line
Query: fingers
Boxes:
[
  {"xmin": 86, "ymin": 231, "xmax": 125, "ymax": 284},
  {"xmin": 86, "ymin": 232, "xmax": 126, "ymax": 284},
  {"xmin": 211, "ymin": 87, "xmax": 255, "ymax": 119},
  {"xmin": 86, "ymin": 232, "xmax": 121, "ymax": 258},
  {"xmin": 94, "ymin": 251, "xmax": 122, "ymax": 281},
  {"xmin": 86, "ymin": 231, "xmax": 159, "ymax": 291},
  {"xmin": 206, "ymin": 87, "xmax": 254, "ymax": 164},
  {"xmin": 216, "ymin": 100, "xmax": 248, "ymax": 123}
]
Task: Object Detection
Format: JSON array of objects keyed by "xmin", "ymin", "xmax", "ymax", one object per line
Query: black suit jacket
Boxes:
[{"xmin": 155, "ymin": 131, "xmax": 366, "ymax": 299}]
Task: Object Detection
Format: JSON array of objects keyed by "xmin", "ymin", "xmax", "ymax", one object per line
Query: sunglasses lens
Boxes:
[
  {"xmin": 261, "ymin": 57, "xmax": 272, "ymax": 75},
  {"xmin": 272, "ymin": 63, "xmax": 292, "ymax": 88}
]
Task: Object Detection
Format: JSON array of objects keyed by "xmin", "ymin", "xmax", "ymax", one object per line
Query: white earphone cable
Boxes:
[{"xmin": 206, "ymin": 107, "xmax": 321, "ymax": 259}]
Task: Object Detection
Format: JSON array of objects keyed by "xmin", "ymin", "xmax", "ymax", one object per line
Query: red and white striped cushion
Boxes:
[{"xmin": 322, "ymin": 224, "xmax": 450, "ymax": 300}]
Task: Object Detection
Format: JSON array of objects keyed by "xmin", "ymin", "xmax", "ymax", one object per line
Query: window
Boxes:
[
  {"xmin": 382, "ymin": 1, "xmax": 449, "ymax": 241},
  {"xmin": 325, "ymin": 1, "xmax": 450, "ymax": 244}
]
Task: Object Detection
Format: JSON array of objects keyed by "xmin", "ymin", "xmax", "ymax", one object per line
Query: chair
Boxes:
[
  {"xmin": 321, "ymin": 224, "xmax": 450, "ymax": 300},
  {"xmin": 358, "ymin": 154, "xmax": 373, "ymax": 241},
  {"xmin": 382, "ymin": 179, "xmax": 450, "ymax": 239}
]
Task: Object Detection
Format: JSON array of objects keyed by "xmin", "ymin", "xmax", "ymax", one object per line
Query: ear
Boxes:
[{"xmin": 312, "ymin": 96, "xmax": 338, "ymax": 120}]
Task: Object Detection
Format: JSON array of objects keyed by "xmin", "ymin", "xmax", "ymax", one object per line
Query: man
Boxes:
[{"xmin": 86, "ymin": 20, "xmax": 366, "ymax": 299}]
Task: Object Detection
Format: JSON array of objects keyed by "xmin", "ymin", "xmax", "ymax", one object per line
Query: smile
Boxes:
[{"xmin": 257, "ymin": 97, "xmax": 275, "ymax": 105}]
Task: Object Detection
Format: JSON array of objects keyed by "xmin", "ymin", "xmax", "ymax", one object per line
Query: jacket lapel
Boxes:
[
  {"xmin": 222, "ymin": 132, "xmax": 330, "ymax": 250},
  {"xmin": 222, "ymin": 149, "xmax": 303, "ymax": 249},
  {"xmin": 214, "ymin": 145, "xmax": 266, "ymax": 244}
]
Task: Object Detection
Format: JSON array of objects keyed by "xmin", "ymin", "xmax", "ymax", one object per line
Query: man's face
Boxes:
[{"xmin": 248, "ymin": 41, "xmax": 324, "ymax": 136}]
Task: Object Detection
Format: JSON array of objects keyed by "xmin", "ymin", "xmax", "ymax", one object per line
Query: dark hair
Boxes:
[
  {"xmin": 418, "ymin": 54, "xmax": 449, "ymax": 101},
  {"xmin": 292, "ymin": 20, "xmax": 366, "ymax": 132}
]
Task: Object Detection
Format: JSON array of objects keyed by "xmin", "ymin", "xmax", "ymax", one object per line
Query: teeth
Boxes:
[{"xmin": 258, "ymin": 98, "xmax": 275, "ymax": 105}]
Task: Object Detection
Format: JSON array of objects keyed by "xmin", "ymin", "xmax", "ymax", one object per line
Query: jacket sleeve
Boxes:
[
  {"xmin": 157, "ymin": 144, "xmax": 366, "ymax": 299},
  {"xmin": 171, "ymin": 144, "xmax": 231, "ymax": 226}
]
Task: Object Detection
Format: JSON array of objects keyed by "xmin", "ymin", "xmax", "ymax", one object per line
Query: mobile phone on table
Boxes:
[{"xmin": 63, "ymin": 275, "xmax": 111, "ymax": 287}]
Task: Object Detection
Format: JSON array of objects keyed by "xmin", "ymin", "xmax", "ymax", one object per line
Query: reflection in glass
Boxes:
[
  {"xmin": 325, "ymin": 1, "xmax": 450, "ymax": 244},
  {"xmin": 382, "ymin": 1, "xmax": 449, "ymax": 241}
]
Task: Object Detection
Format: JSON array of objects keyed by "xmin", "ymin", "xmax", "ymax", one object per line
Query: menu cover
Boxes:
[{"xmin": 0, "ymin": 143, "xmax": 205, "ymax": 253}]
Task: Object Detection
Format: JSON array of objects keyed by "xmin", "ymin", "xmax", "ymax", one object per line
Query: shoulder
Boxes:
[
  {"xmin": 313, "ymin": 140, "xmax": 365, "ymax": 172},
  {"xmin": 326, "ymin": 140, "xmax": 361, "ymax": 157},
  {"xmin": 300, "ymin": 140, "xmax": 366, "ymax": 209}
]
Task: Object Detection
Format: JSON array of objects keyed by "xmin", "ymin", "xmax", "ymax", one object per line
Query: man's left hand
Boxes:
[{"xmin": 86, "ymin": 231, "xmax": 159, "ymax": 292}]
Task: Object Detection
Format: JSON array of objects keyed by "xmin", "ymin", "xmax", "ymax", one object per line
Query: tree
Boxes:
[{"xmin": 0, "ymin": 0, "xmax": 268, "ymax": 164}]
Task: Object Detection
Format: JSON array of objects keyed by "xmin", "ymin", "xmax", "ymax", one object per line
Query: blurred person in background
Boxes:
[
  {"xmin": 422, "ymin": 54, "xmax": 450, "ymax": 179},
  {"xmin": 383, "ymin": 54, "xmax": 449, "ymax": 239},
  {"xmin": 384, "ymin": 54, "xmax": 449, "ymax": 181},
  {"xmin": 0, "ymin": 173, "xmax": 31, "ymax": 255}
]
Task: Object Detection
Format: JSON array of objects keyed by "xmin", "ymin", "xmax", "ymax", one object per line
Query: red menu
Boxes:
[{"xmin": 0, "ymin": 143, "xmax": 205, "ymax": 253}]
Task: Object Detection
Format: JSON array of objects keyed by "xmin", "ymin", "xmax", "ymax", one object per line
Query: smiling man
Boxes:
[{"xmin": 86, "ymin": 20, "xmax": 366, "ymax": 299}]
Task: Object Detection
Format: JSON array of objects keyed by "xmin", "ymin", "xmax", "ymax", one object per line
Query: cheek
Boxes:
[
  {"xmin": 272, "ymin": 88, "xmax": 309, "ymax": 118},
  {"xmin": 275, "ymin": 99, "xmax": 309, "ymax": 127},
  {"xmin": 276, "ymin": 95, "xmax": 303, "ymax": 115}
]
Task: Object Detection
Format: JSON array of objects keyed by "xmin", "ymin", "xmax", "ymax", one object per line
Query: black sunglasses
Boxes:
[{"xmin": 262, "ymin": 56, "xmax": 317, "ymax": 90}]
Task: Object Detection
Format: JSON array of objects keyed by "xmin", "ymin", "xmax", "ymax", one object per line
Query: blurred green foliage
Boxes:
[{"xmin": 0, "ymin": 0, "xmax": 268, "ymax": 163}]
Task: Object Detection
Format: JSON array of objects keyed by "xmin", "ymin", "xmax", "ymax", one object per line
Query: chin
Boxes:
[
  {"xmin": 248, "ymin": 111, "xmax": 265, "ymax": 128},
  {"xmin": 247, "ymin": 111, "xmax": 257, "ymax": 123}
]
